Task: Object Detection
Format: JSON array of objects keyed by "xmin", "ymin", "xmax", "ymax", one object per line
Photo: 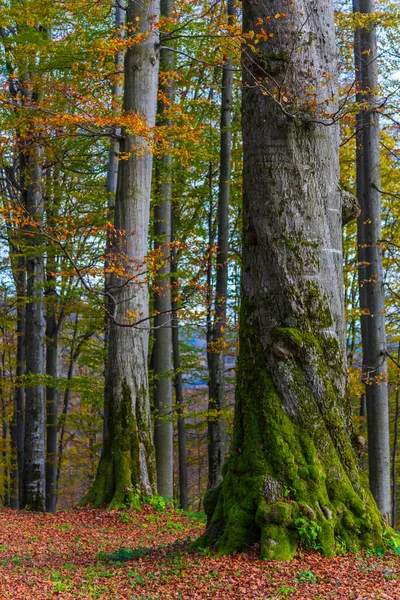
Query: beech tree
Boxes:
[
  {"xmin": 152, "ymin": 0, "xmax": 175, "ymax": 499},
  {"xmin": 355, "ymin": 0, "xmax": 391, "ymax": 520},
  {"xmin": 1, "ymin": 18, "xmax": 47, "ymax": 511},
  {"xmin": 82, "ymin": 0, "xmax": 160, "ymax": 507},
  {"xmin": 199, "ymin": 0, "xmax": 385, "ymax": 558}
]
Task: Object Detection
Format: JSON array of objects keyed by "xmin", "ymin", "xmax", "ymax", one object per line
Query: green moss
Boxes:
[
  {"xmin": 271, "ymin": 327, "xmax": 304, "ymax": 349},
  {"xmin": 260, "ymin": 524, "xmax": 297, "ymax": 560},
  {"xmin": 204, "ymin": 485, "xmax": 222, "ymax": 522},
  {"xmin": 318, "ymin": 521, "xmax": 335, "ymax": 556},
  {"xmin": 80, "ymin": 379, "xmax": 155, "ymax": 509},
  {"xmin": 195, "ymin": 295, "xmax": 387, "ymax": 560},
  {"xmin": 256, "ymin": 500, "xmax": 293, "ymax": 526},
  {"xmin": 79, "ymin": 455, "xmax": 113, "ymax": 508}
]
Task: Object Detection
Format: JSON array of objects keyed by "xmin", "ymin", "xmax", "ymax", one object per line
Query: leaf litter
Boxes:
[{"xmin": 0, "ymin": 507, "xmax": 399, "ymax": 599}]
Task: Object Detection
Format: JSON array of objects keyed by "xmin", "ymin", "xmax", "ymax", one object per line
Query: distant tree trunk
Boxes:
[
  {"xmin": 153, "ymin": 0, "xmax": 175, "ymax": 499},
  {"xmin": 45, "ymin": 305, "xmax": 59, "ymax": 512},
  {"xmin": 392, "ymin": 345, "xmax": 400, "ymax": 527},
  {"xmin": 10, "ymin": 259, "xmax": 25, "ymax": 509},
  {"xmin": 354, "ymin": 0, "xmax": 367, "ymax": 477},
  {"xmin": 171, "ymin": 211, "xmax": 188, "ymax": 510},
  {"xmin": 199, "ymin": 0, "xmax": 385, "ymax": 559},
  {"xmin": 56, "ymin": 359, "xmax": 75, "ymax": 501},
  {"xmin": 1, "ymin": 35, "xmax": 24, "ymax": 511},
  {"xmin": 56, "ymin": 321, "xmax": 95, "ymax": 502},
  {"xmin": 81, "ymin": 0, "xmax": 160, "ymax": 508},
  {"xmin": 357, "ymin": 0, "xmax": 391, "ymax": 520},
  {"xmin": 22, "ymin": 143, "xmax": 46, "ymax": 511},
  {"xmin": 0, "ymin": 354, "xmax": 10, "ymax": 506},
  {"xmin": 45, "ymin": 168, "xmax": 63, "ymax": 513},
  {"xmin": 105, "ymin": 2, "xmax": 125, "ymax": 347},
  {"xmin": 207, "ymin": 0, "xmax": 235, "ymax": 490},
  {"xmin": 1, "ymin": 16, "xmax": 46, "ymax": 512}
]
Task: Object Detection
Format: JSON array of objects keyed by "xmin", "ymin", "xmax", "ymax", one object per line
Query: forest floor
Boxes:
[{"xmin": 0, "ymin": 506, "xmax": 399, "ymax": 599}]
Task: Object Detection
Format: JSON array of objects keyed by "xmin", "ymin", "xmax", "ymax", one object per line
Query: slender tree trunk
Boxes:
[
  {"xmin": 44, "ymin": 167, "xmax": 64, "ymax": 512},
  {"xmin": 0, "ymin": 355, "xmax": 9, "ymax": 505},
  {"xmin": 105, "ymin": 2, "xmax": 125, "ymax": 347},
  {"xmin": 2, "ymin": 14, "xmax": 46, "ymax": 512},
  {"xmin": 81, "ymin": 0, "xmax": 160, "ymax": 508},
  {"xmin": 106, "ymin": 4, "xmax": 125, "ymax": 204},
  {"xmin": 199, "ymin": 0, "xmax": 385, "ymax": 559},
  {"xmin": 392, "ymin": 345, "xmax": 400, "ymax": 527},
  {"xmin": 207, "ymin": 0, "xmax": 235, "ymax": 490},
  {"xmin": 10, "ymin": 261, "xmax": 25, "ymax": 509},
  {"xmin": 22, "ymin": 144, "xmax": 46, "ymax": 511},
  {"xmin": 356, "ymin": 0, "xmax": 391, "ymax": 520},
  {"xmin": 205, "ymin": 87, "xmax": 216, "ymax": 394},
  {"xmin": 171, "ymin": 212, "xmax": 189, "ymax": 510},
  {"xmin": 153, "ymin": 0, "xmax": 175, "ymax": 499},
  {"xmin": 45, "ymin": 299, "xmax": 60, "ymax": 512},
  {"xmin": 56, "ymin": 363, "xmax": 74, "ymax": 499},
  {"xmin": 206, "ymin": 175, "xmax": 214, "ymax": 393},
  {"xmin": 56, "ymin": 320, "xmax": 95, "ymax": 501},
  {"xmin": 2, "ymin": 39, "xmax": 25, "ymax": 511}
]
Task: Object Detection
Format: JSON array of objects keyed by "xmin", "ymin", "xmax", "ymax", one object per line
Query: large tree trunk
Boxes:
[
  {"xmin": 81, "ymin": 0, "xmax": 159, "ymax": 508},
  {"xmin": 199, "ymin": 0, "xmax": 385, "ymax": 560},
  {"xmin": 356, "ymin": 0, "xmax": 391, "ymax": 521},
  {"xmin": 152, "ymin": 0, "xmax": 175, "ymax": 499},
  {"xmin": 22, "ymin": 146, "xmax": 46, "ymax": 511},
  {"xmin": 207, "ymin": 0, "xmax": 235, "ymax": 491}
]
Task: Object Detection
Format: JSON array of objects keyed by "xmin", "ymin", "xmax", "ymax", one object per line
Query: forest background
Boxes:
[{"xmin": 0, "ymin": 0, "xmax": 400, "ymax": 527}]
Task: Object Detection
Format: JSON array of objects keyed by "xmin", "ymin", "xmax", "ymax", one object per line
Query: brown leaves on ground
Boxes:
[{"xmin": 0, "ymin": 506, "xmax": 399, "ymax": 599}]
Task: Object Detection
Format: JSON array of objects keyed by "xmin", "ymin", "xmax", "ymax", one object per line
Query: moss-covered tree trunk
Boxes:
[
  {"xmin": 81, "ymin": 0, "xmax": 159, "ymax": 508},
  {"xmin": 199, "ymin": 0, "xmax": 385, "ymax": 560}
]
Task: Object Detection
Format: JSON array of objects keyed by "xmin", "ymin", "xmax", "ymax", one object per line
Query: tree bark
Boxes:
[
  {"xmin": 45, "ymin": 168, "xmax": 63, "ymax": 513},
  {"xmin": 45, "ymin": 290, "xmax": 60, "ymax": 513},
  {"xmin": 391, "ymin": 346, "xmax": 400, "ymax": 527},
  {"xmin": 153, "ymin": 0, "xmax": 175, "ymax": 499},
  {"xmin": 199, "ymin": 0, "xmax": 385, "ymax": 559},
  {"xmin": 10, "ymin": 259, "xmax": 25, "ymax": 509},
  {"xmin": 357, "ymin": 0, "xmax": 391, "ymax": 521},
  {"xmin": 207, "ymin": 0, "xmax": 235, "ymax": 491},
  {"xmin": 105, "ymin": 2, "xmax": 125, "ymax": 348},
  {"xmin": 22, "ymin": 145, "xmax": 46, "ymax": 511},
  {"xmin": 0, "ymin": 353, "xmax": 10, "ymax": 506},
  {"xmin": 81, "ymin": 0, "xmax": 160, "ymax": 508},
  {"xmin": 171, "ymin": 211, "xmax": 189, "ymax": 510}
]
